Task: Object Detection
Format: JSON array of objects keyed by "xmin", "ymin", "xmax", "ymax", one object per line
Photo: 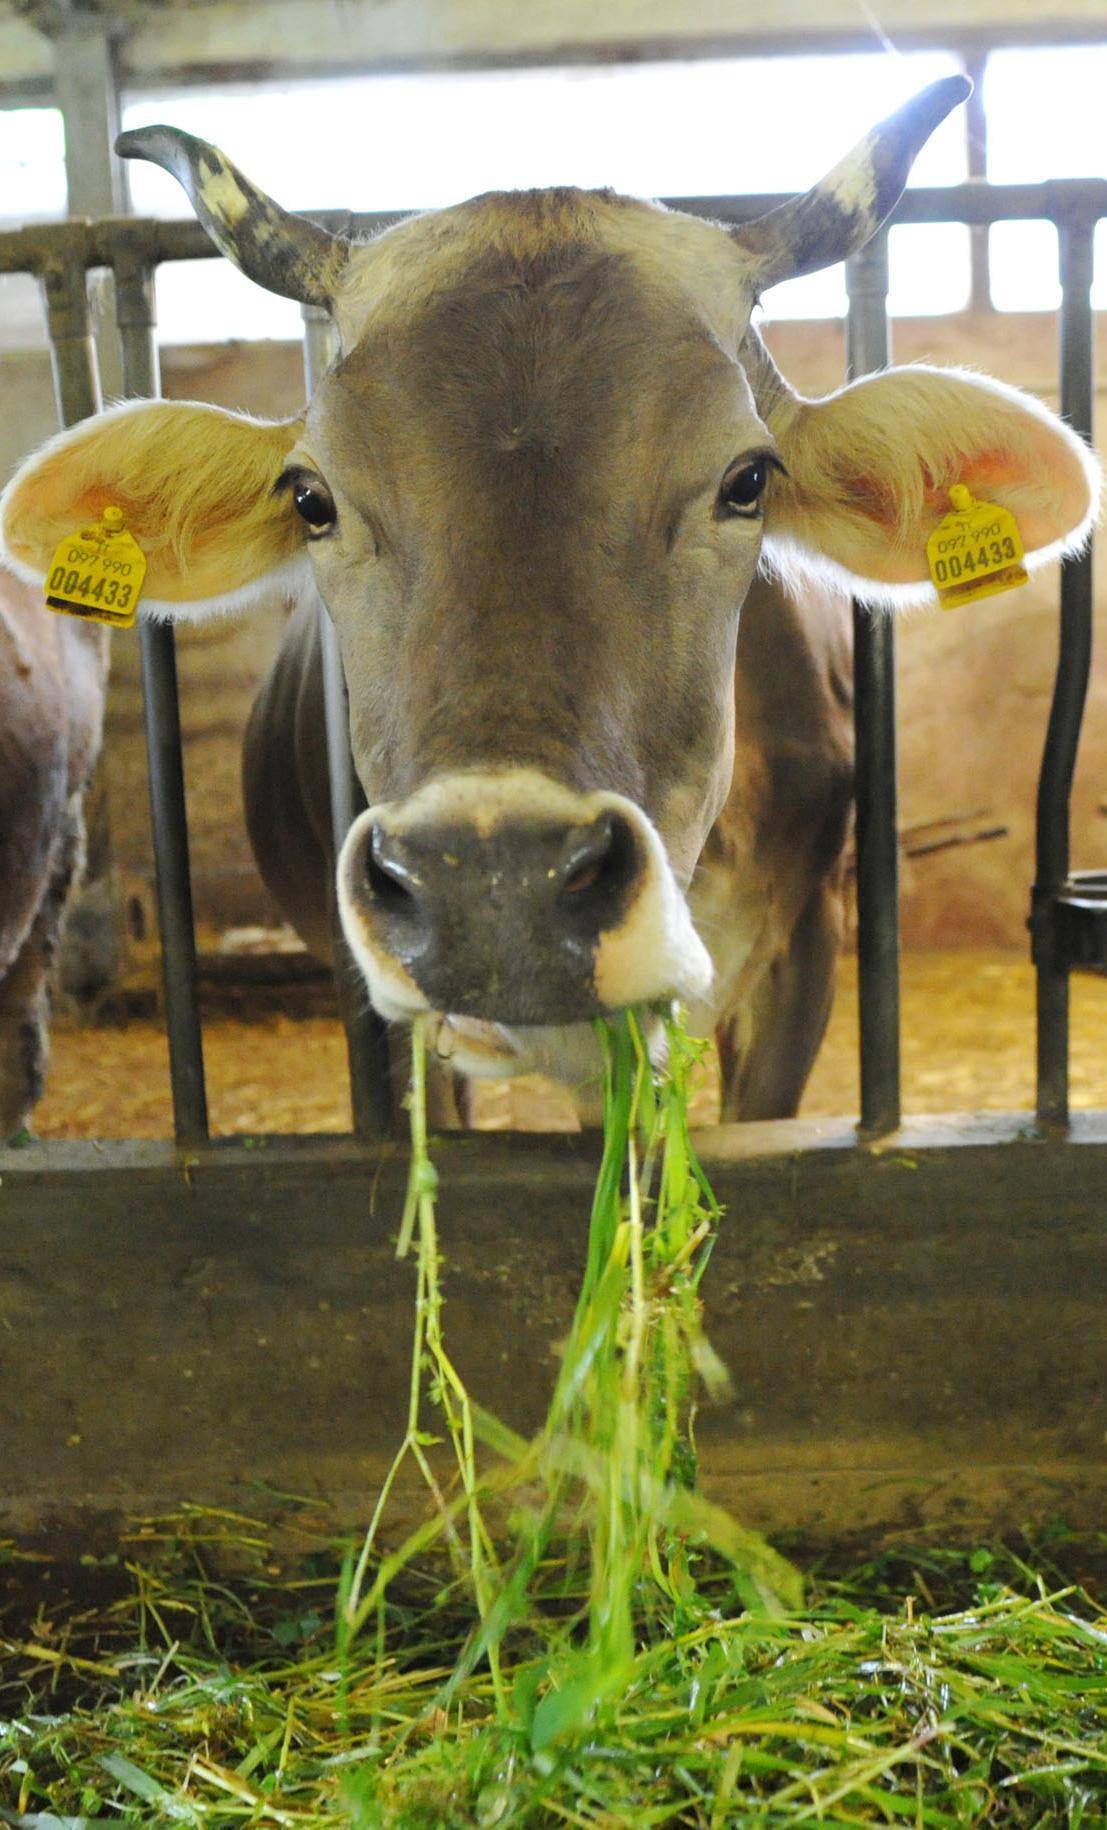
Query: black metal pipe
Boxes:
[
  {"xmin": 1032, "ymin": 216, "xmax": 1097, "ymax": 1130},
  {"xmin": 846, "ymin": 234, "xmax": 902, "ymax": 1138},
  {"xmin": 302, "ymin": 306, "xmax": 394, "ymax": 1139},
  {"xmin": 114, "ymin": 251, "xmax": 210, "ymax": 1145}
]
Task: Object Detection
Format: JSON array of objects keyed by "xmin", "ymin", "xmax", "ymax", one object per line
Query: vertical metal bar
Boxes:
[
  {"xmin": 115, "ymin": 246, "xmax": 210, "ymax": 1144},
  {"xmin": 963, "ymin": 51, "xmax": 992, "ymax": 314},
  {"xmin": 40, "ymin": 236, "xmax": 100, "ymax": 427},
  {"xmin": 1032, "ymin": 215, "xmax": 1097, "ymax": 1129},
  {"xmin": 846, "ymin": 233, "xmax": 902, "ymax": 1137},
  {"xmin": 302, "ymin": 304, "xmax": 394, "ymax": 1138},
  {"xmin": 52, "ymin": 14, "xmax": 125, "ymax": 402}
]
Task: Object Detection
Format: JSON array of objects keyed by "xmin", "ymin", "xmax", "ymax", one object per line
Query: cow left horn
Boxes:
[
  {"xmin": 733, "ymin": 74, "xmax": 971, "ymax": 291},
  {"xmin": 115, "ymin": 126, "xmax": 348, "ymax": 309}
]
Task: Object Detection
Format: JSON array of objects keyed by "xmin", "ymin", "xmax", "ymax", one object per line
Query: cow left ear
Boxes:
[
  {"xmin": 0, "ymin": 397, "xmax": 308, "ymax": 621},
  {"xmin": 763, "ymin": 365, "xmax": 1100, "ymax": 607}
]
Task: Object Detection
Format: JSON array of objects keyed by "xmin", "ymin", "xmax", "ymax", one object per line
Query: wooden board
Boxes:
[{"xmin": 1, "ymin": 1114, "xmax": 1105, "ymax": 1543}]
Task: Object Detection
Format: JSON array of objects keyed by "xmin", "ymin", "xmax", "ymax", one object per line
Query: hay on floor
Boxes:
[{"xmin": 32, "ymin": 952, "xmax": 1107, "ymax": 1141}]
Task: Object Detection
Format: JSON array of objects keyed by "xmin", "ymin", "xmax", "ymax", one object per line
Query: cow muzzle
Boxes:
[{"xmin": 336, "ymin": 769, "xmax": 712, "ymax": 1028}]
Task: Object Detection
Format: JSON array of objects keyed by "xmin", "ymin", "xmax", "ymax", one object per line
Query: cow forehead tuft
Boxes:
[
  {"xmin": 317, "ymin": 249, "xmax": 750, "ymax": 497},
  {"xmin": 333, "ymin": 186, "xmax": 752, "ymax": 352}
]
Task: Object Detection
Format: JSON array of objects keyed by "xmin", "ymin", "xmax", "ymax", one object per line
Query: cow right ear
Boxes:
[
  {"xmin": 0, "ymin": 398, "xmax": 310, "ymax": 621},
  {"xmin": 761, "ymin": 365, "xmax": 1099, "ymax": 608}
]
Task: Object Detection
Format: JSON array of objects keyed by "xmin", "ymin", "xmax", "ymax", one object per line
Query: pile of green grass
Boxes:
[
  {"xmin": 3, "ymin": 1512, "xmax": 1106, "ymax": 1825},
  {"xmin": 2, "ymin": 1012, "xmax": 1106, "ymax": 1825}
]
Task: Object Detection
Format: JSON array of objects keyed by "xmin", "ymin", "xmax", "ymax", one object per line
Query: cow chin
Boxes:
[
  {"xmin": 334, "ymin": 767, "xmax": 713, "ymax": 1072},
  {"xmin": 427, "ymin": 1015, "xmax": 606, "ymax": 1085}
]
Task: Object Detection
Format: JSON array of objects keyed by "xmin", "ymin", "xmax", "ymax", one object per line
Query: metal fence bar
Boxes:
[
  {"xmin": 846, "ymin": 233, "xmax": 902, "ymax": 1138},
  {"xmin": 301, "ymin": 306, "xmax": 394, "ymax": 1139},
  {"xmin": 4, "ymin": 182, "xmax": 1107, "ymax": 284},
  {"xmin": 39, "ymin": 234, "xmax": 100, "ymax": 426},
  {"xmin": 114, "ymin": 247, "xmax": 210, "ymax": 1145},
  {"xmin": 1032, "ymin": 214, "xmax": 1098, "ymax": 1129}
]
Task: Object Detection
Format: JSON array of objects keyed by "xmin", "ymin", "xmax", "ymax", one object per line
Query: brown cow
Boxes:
[
  {"xmin": 0, "ymin": 572, "xmax": 107, "ymax": 1138},
  {"xmin": 239, "ymin": 571, "xmax": 852, "ymax": 1117},
  {"xmin": 1, "ymin": 79, "xmax": 1097, "ymax": 1117}
]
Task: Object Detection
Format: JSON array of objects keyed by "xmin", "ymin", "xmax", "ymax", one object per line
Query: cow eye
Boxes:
[
  {"xmin": 716, "ymin": 454, "xmax": 773, "ymax": 521},
  {"xmin": 292, "ymin": 478, "xmax": 337, "ymax": 537}
]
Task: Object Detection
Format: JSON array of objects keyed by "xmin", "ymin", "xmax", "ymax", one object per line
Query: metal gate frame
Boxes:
[{"xmin": 1, "ymin": 180, "xmax": 1105, "ymax": 1538}]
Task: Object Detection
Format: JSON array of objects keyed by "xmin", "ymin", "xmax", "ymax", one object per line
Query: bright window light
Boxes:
[
  {"xmin": 985, "ymin": 46, "xmax": 1107, "ymax": 311},
  {"xmin": 122, "ymin": 49, "xmax": 967, "ymax": 342},
  {"xmin": 0, "ymin": 107, "xmax": 67, "ymax": 225},
  {"xmin": 0, "ymin": 109, "xmax": 67, "ymax": 351},
  {"xmin": 889, "ymin": 223, "xmax": 970, "ymax": 316}
]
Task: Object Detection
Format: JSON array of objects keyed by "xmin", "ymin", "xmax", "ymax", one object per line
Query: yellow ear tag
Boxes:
[
  {"xmin": 45, "ymin": 505, "xmax": 147, "ymax": 630},
  {"xmin": 926, "ymin": 484, "xmax": 1028, "ymax": 611}
]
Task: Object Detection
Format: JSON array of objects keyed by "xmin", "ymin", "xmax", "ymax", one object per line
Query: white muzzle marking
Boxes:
[{"xmin": 336, "ymin": 767, "xmax": 713, "ymax": 1077}]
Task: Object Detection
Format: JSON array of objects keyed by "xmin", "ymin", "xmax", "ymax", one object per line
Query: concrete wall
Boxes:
[{"xmin": 3, "ymin": 311, "xmax": 1105, "ymax": 954}]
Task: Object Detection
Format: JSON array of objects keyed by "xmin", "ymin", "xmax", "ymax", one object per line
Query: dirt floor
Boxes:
[{"xmin": 30, "ymin": 950, "xmax": 1107, "ymax": 1140}]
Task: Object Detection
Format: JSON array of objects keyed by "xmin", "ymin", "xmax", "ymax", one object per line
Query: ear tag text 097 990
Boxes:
[
  {"xmin": 45, "ymin": 505, "xmax": 147, "ymax": 629},
  {"xmin": 926, "ymin": 484, "xmax": 1028, "ymax": 611}
]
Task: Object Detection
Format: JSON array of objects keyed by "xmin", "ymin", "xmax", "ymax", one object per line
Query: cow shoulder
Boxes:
[
  {"xmin": 695, "ymin": 572, "xmax": 853, "ymax": 1003},
  {"xmin": 732, "ymin": 569, "xmax": 853, "ymax": 881}
]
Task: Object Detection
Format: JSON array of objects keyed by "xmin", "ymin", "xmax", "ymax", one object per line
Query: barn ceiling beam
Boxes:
[
  {"xmin": 3, "ymin": 0, "xmax": 1107, "ymax": 105},
  {"xmin": 116, "ymin": 0, "xmax": 1107, "ymax": 81}
]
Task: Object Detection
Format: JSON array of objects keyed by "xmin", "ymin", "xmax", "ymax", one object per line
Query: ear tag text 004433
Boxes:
[
  {"xmin": 926, "ymin": 484, "xmax": 1028, "ymax": 611},
  {"xmin": 44, "ymin": 505, "xmax": 147, "ymax": 630}
]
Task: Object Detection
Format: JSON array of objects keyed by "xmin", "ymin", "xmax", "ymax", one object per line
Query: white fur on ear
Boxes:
[
  {"xmin": 763, "ymin": 363, "xmax": 1102, "ymax": 610},
  {"xmin": 760, "ymin": 484, "xmax": 1101, "ymax": 614},
  {"xmin": 136, "ymin": 551, "xmax": 316, "ymax": 623},
  {"xmin": 0, "ymin": 394, "xmax": 305, "ymax": 616}
]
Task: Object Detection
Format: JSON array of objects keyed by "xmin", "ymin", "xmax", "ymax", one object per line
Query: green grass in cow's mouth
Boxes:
[
  {"xmin": 331, "ymin": 1007, "xmax": 800, "ymax": 1733},
  {"xmin": 3, "ymin": 1018, "xmax": 1107, "ymax": 1824}
]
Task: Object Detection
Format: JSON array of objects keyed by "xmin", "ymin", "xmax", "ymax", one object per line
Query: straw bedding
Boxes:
[{"xmin": 32, "ymin": 951, "xmax": 1107, "ymax": 1141}]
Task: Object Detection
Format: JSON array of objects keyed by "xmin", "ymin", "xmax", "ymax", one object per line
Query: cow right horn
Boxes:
[
  {"xmin": 732, "ymin": 74, "xmax": 971, "ymax": 292},
  {"xmin": 115, "ymin": 126, "xmax": 348, "ymax": 309}
]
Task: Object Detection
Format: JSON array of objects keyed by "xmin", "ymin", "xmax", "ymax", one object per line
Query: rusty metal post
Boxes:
[
  {"xmin": 39, "ymin": 230, "xmax": 100, "ymax": 427},
  {"xmin": 52, "ymin": 14, "xmax": 125, "ymax": 403},
  {"xmin": 51, "ymin": 20, "xmax": 130, "ymax": 996}
]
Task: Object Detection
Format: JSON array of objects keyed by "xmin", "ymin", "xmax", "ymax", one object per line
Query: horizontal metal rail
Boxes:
[
  {"xmin": 0, "ymin": 178, "xmax": 1101, "ymax": 1143},
  {"xmin": 3, "ymin": 180, "xmax": 1107, "ymax": 276}
]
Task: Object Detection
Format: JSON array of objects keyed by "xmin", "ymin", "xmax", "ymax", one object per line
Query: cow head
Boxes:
[{"xmin": 2, "ymin": 79, "xmax": 1097, "ymax": 1074}]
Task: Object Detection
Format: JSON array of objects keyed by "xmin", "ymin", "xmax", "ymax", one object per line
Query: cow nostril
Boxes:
[
  {"xmin": 558, "ymin": 812, "xmax": 639, "ymax": 908},
  {"xmin": 365, "ymin": 825, "xmax": 421, "ymax": 918}
]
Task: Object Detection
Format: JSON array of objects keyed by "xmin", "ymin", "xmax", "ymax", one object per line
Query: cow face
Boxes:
[
  {"xmin": 290, "ymin": 204, "xmax": 775, "ymax": 1024},
  {"xmin": 2, "ymin": 79, "xmax": 1098, "ymax": 1058}
]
